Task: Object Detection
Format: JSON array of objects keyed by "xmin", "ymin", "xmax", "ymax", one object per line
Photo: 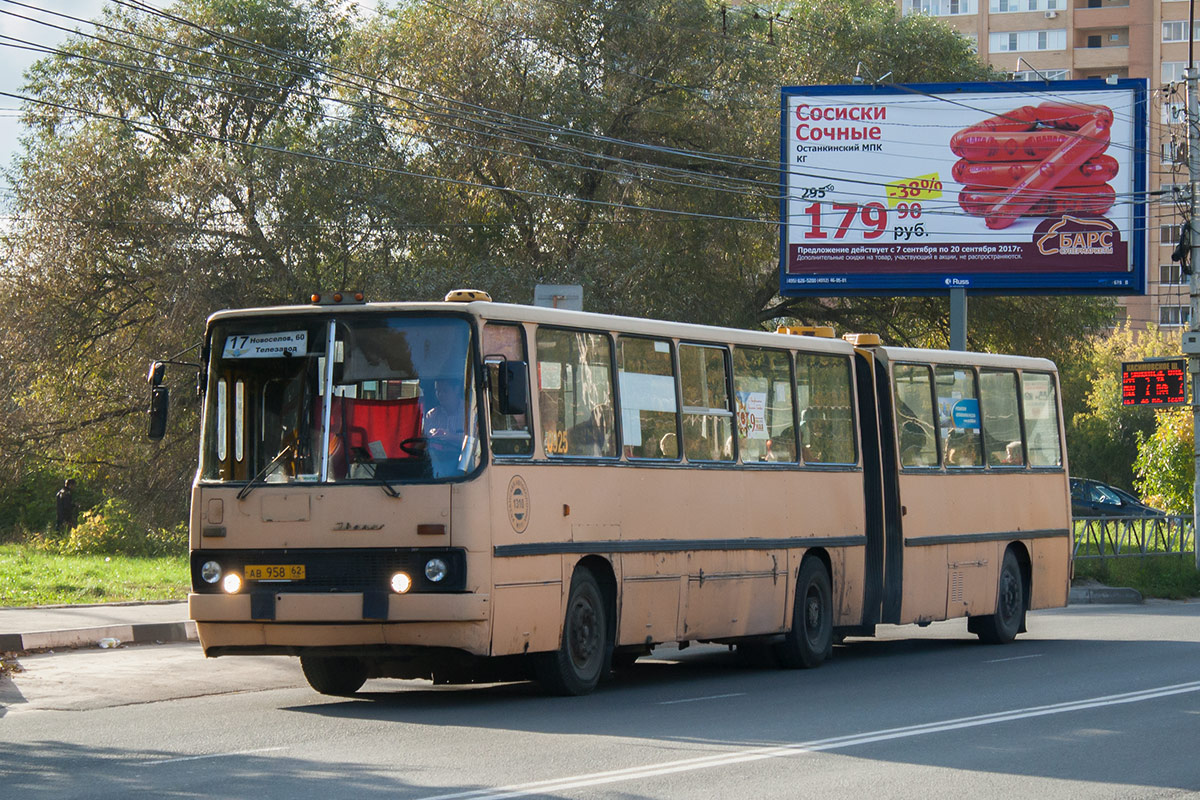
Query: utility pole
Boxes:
[{"xmin": 1189, "ymin": 54, "xmax": 1200, "ymax": 571}]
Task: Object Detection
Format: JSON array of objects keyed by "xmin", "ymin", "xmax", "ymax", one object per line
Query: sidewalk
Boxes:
[{"xmin": 0, "ymin": 601, "xmax": 195, "ymax": 653}]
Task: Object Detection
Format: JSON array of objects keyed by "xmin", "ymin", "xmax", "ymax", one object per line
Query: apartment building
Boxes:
[{"xmin": 899, "ymin": 0, "xmax": 1185, "ymax": 331}]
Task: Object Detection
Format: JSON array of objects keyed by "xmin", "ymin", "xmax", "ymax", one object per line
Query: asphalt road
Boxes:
[{"xmin": 3, "ymin": 602, "xmax": 1200, "ymax": 799}]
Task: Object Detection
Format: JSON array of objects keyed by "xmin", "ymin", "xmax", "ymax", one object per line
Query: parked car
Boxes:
[{"xmin": 1070, "ymin": 478, "xmax": 1166, "ymax": 518}]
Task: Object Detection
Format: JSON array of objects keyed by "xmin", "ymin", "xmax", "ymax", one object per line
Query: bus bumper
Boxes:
[{"xmin": 190, "ymin": 592, "xmax": 491, "ymax": 655}]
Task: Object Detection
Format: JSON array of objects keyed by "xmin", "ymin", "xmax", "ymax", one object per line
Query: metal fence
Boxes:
[{"xmin": 1072, "ymin": 516, "xmax": 1196, "ymax": 560}]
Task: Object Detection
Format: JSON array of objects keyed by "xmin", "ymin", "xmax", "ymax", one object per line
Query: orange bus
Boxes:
[{"xmin": 155, "ymin": 291, "xmax": 1071, "ymax": 696}]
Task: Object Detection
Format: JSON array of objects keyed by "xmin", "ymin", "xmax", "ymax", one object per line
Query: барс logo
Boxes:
[{"xmin": 1035, "ymin": 215, "xmax": 1117, "ymax": 257}]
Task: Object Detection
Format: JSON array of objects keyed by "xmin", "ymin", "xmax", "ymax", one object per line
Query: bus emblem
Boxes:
[{"xmin": 507, "ymin": 475, "xmax": 530, "ymax": 534}]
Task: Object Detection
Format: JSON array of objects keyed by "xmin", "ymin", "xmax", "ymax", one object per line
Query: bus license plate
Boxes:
[{"xmin": 245, "ymin": 564, "xmax": 306, "ymax": 581}]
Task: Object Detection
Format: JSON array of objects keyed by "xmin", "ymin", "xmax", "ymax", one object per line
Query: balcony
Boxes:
[
  {"xmin": 1072, "ymin": 44, "xmax": 1130, "ymax": 70},
  {"xmin": 1072, "ymin": 0, "xmax": 1134, "ymax": 28}
]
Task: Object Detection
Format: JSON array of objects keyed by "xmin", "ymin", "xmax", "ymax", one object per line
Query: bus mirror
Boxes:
[
  {"xmin": 499, "ymin": 361, "xmax": 529, "ymax": 416},
  {"xmin": 148, "ymin": 361, "xmax": 165, "ymax": 387},
  {"xmin": 148, "ymin": 386, "xmax": 169, "ymax": 440}
]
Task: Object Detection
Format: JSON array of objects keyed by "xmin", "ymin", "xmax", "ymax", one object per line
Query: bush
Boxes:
[
  {"xmin": 146, "ymin": 522, "xmax": 189, "ymax": 555},
  {"xmin": 63, "ymin": 499, "xmax": 142, "ymax": 555},
  {"xmin": 56, "ymin": 499, "xmax": 187, "ymax": 557},
  {"xmin": 1075, "ymin": 557, "xmax": 1200, "ymax": 600},
  {"xmin": 1134, "ymin": 409, "xmax": 1193, "ymax": 516}
]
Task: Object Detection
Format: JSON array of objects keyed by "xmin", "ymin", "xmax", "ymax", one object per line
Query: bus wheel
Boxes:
[
  {"xmin": 537, "ymin": 569, "xmax": 609, "ymax": 695},
  {"xmin": 973, "ymin": 549, "xmax": 1025, "ymax": 645},
  {"xmin": 775, "ymin": 558, "xmax": 833, "ymax": 669},
  {"xmin": 300, "ymin": 655, "xmax": 367, "ymax": 696}
]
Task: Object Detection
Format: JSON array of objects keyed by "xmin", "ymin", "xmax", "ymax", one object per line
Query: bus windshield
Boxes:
[{"xmin": 201, "ymin": 314, "xmax": 480, "ymax": 485}]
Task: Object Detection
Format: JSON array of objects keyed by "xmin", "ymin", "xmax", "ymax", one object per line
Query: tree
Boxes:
[
  {"xmin": 1134, "ymin": 409, "xmax": 1192, "ymax": 516},
  {"xmin": 1063, "ymin": 325, "xmax": 1181, "ymax": 490},
  {"xmin": 1, "ymin": 0, "xmax": 355, "ymax": 525}
]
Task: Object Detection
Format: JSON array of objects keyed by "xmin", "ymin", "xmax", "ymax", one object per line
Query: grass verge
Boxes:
[
  {"xmin": 0, "ymin": 544, "xmax": 188, "ymax": 606},
  {"xmin": 1073, "ymin": 556, "xmax": 1200, "ymax": 600}
]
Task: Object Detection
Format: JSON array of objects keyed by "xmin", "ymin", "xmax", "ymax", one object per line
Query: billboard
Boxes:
[{"xmin": 780, "ymin": 79, "xmax": 1148, "ymax": 295}]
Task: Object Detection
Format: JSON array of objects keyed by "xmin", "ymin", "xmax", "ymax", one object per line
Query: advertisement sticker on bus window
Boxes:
[
  {"xmin": 950, "ymin": 398, "xmax": 980, "ymax": 431},
  {"xmin": 736, "ymin": 391, "xmax": 768, "ymax": 439},
  {"xmin": 223, "ymin": 331, "xmax": 308, "ymax": 359}
]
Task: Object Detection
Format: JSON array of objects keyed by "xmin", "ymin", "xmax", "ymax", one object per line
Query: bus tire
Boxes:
[
  {"xmin": 973, "ymin": 549, "xmax": 1025, "ymax": 645},
  {"xmin": 775, "ymin": 558, "xmax": 833, "ymax": 669},
  {"xmin": 537, "ymin": 568, "xmax": 609, "ymax": 696},
  {"xmin": 300, "ymin": 655, "xmax": 367, "ymax": 696}
]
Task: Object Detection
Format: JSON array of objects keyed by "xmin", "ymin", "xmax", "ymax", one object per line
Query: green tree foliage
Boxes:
[
  {"xmin": 1062, "ymin": 325, "xmax": 1181, "ymax": 490},
  {"xmin": 0, "ymin": 0, "xmax": 1117, "ymax": 528},
  {"xmin": 1133, "ymin": 410, "xmax": 1193, "ymax": 516}
]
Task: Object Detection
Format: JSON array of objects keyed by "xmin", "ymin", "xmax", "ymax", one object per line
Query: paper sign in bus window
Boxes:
[{"xmin": 223, "ymin": 331, "xmax": 308, "ymax": 359}]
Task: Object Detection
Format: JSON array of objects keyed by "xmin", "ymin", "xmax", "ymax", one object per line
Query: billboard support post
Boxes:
[
  {"xmin": 950, "ymin": 289, "xmax": 967, "ymax": 351},
  {"xmin": 1187, "ymin": 63, "xmax": 1200, "ymax": 571}
]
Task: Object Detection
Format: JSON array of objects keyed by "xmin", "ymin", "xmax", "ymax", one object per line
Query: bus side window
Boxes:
[
  {"xmin": 536, "ymin": 328, "xmax": 617, "ymax": 458},
  {"xmin": 799, "ymin": 354, "xmax": 857, "ymax": 465},
  {"xmin": 680, "ymin": 344, "xmax": 734, "ymax": 462},
  {"xmin": 979, "ymin": 369, "xmax": 1022, "ymax": 467},
  {"xmin": 484, "ymin": 323, "xmax": 532, "ymax": 456},
  {"xmin": 1021, "ymin": 371, "xmax": 1061, "ymax": 467},
  {"xmin": 733, "ymin": 347, "xmax": 796, "ymax": 463},
  {"xmin": 892, "ymin": 363, "xmax": 938, "ymax": 468},
  {"xmin": 618, "ymin": 336, "xmax": 678, "ymax": 459},
  {"xmin": 935, "ymin": 366, "xmax": 983, "ymax": 468}
]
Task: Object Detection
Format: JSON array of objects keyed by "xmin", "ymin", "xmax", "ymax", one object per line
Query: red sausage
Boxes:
[
  {"xmin": 952, "ymin": 155, "xmax": 1118, "ymax": 188},
  {"xmin": 958, "ymin": 183, "xmax": 1116, "ymax": 217},
  {"xmin": 950, "ymin": 128, "xmax": 1110, "ymax": 161},
  {"xmin": 1031, "ymin": 102, "xmax": 1113, "ymax": 131},
  {"xmin": 984, "ymin": 116, "xmax": 1111, "ymax": 229}
]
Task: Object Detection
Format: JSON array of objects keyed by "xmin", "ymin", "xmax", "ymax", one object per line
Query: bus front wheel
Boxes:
[
  {"xmin": 537, "ymin": 569, "xmax": 609, "ymax": 695},
  {"xmin": 775, "ymin": 558, "xmax": 833, "ymax": 669},
  {"xmin": 971, "ymin": 549, "xmax": 1025, "ymax": 644},
  {"xmin": 300, "ymin": 655, "xmax": 367, "ymax": 696}
]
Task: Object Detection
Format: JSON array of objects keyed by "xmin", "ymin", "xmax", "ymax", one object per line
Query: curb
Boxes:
[
  {"xmin": 1068, "ymin": 586, "xmax": 1143, "ymax": 605},
  {"xmin": 0, "ymin": 621, "xmax": 197, "ymax": 654}
]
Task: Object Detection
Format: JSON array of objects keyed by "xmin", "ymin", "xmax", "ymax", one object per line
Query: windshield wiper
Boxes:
[
  {"xmin": 365, "ymin": 475, "xmax": 402, "ymax": 499},
  {"xmin": 236, "ymin": 444, "xmax": 294, "ymax": 500},
  {"xmin": 349, "ymin": 463, "xmax": 401, "ymax": 498}
]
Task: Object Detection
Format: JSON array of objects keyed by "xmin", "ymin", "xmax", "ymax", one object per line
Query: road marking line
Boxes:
[
  {"xmin": 135, "ymin": 746, "xmax": 286, "ymax": 766},
  {"xmin": 420, "ymin": 681, "xmax": 1200, "ymax": 800},
  {"xmin": 984, "ymin": 654, "xmax": 1044, "ymax": 663},
  {"xmin": 657, "ymin": 693, "xmax": 746, "ymax": 705}
]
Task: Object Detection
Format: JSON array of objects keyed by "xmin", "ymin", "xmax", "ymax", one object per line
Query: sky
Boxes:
[{"xmin": 0, "ymin": 0, "xmax": 106, "ymax": 195}]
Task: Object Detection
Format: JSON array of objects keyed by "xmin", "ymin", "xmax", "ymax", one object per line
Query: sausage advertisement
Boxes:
[{"xmin": 780, "ymin": 80, "xmax": 1148, "ymax": 295}]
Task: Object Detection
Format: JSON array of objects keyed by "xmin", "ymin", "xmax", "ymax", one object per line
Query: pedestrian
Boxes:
[{"xmin": 55, "ymin": 479, "xmax": 77, "ymax": 532}]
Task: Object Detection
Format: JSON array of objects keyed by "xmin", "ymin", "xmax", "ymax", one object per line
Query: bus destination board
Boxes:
[{"xmin": 1121, "ymin": 359, "xmax": 1187, "ymax": 406}]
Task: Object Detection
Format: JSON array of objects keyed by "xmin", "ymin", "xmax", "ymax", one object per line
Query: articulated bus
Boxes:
[{"xmin": 161, "ymin": 291, "xmax": 1071, "ymax": 696}]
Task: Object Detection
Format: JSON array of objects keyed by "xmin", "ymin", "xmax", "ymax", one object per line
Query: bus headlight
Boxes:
[
  {"xmin": 391, "ymin": 572, "xmax": 412, "ymax": 594},
  {"xmin": 200, "ymin": 561, "xmax": 222, "ymax": 584},
  {"xmin": 222, "ymin": 573, "xmax": 242, "ymax": 594},
  {"xmin": 424, "ymin": 558, "xmax": 448, "ymax": 583}
]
